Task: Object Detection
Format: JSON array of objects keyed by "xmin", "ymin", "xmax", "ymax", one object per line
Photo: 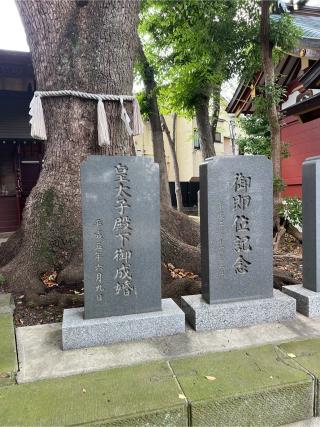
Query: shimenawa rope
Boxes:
[{"xmin": 29, "ymin": 90, "xmax": 144, "ymax": 146}]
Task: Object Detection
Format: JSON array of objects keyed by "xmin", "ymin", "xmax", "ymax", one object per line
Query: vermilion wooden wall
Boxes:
[{"xmin": 281, "ymin": 116, "xmax": 320, "ymax": 198}]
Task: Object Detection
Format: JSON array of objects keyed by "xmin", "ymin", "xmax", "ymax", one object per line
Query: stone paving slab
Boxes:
[
  {"xmin": 0, "ymin": 313, "xmax": 17, "ymax": 387},
  {"xmin": 171, "ymin": 345, "xmax": 314, "ymax": 426},
  {"xmin": 0, "ymin": 361, "xmax": 188, "ymax": 426},
  {"xmin": 16, "ymin": 313, "xmax": 320, "ymax": 383},
  {"xmin": 279, "ymin": 339, "xmax": 320, "ymax": 417},
  {"xmin": 0, "ymin": 293, "xmax": 14, "ymax": 314}
]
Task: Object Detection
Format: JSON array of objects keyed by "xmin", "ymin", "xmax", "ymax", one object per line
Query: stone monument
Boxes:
[
  {"xmin": 181, "ymin": 156, "xmax": 296, "ymax": 331},
  {"xmin": 62, "ymin": 156, "xmax": 185, "ymax": 349},
  {"xmin": 283, "ymin": 156, "xmax": 320, "ymax": 317}
]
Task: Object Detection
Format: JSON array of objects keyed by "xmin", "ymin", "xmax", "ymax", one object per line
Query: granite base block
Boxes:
[
  {"xmin": 62, "ymin": 298, "xmax": 185, "ymax": 350},
  {"xmin": 283, "ymin": 284, "xmax": 320, "ymax": 317},
  {"xmin": 181, "ymin": 290, "xmax": 296, "ymax": 331}
]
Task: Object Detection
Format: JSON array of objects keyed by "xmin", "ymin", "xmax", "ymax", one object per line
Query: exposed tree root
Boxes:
[
  {"xmin": 160, "ymin": 205, "xmax": 200, "ymax": 247},
  {"xmin": 24, "ymin": 290, "xmax": 83, "ymax": 308},
  {"xmin": 0, "ymin": 205, "xmax": 201, "ymax": 306},
  {"xmin": 161, "ymin": 226, "xmax": 200, "ymax": 276},
  {"xmin": 0, "ymin": 229, "xmax": 23, "ymax": 268},
  {"xmin": 162, "ymin": 277, "xmax": 201, "ymax": 305},
  {"xmin": 161, "ymin": 262, "xmax": 172, "ymax": 284},
  {"xmin": 273, "ymin": 210, "xmax": 302, "ymax": 252},
  {"xmin": 1, "ymin": 202, "xmax": 302, "ymax": 308},
  {"xmin": 57, "ymin": 248, "xmax": 83, "ymax": 285},
  {"xmin": 273, "ymin": 224, "xmax": 286, "ymax": 252},
  {"xmin": 286, "ymin": 223, "xmax": 302, "ymax": 244},
  {"xmin": 273, "ymin": 268, "xmax": 299, "ymax": 290},
  {"xmin": 0, "ymin": 257, "xmax": 44, "ymax": 295}
]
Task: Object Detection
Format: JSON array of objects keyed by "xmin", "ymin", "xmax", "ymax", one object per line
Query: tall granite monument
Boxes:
[
  {"xmin": 62, "ymin": 156, "xmax": 185, "ymax": 349},
  {"xmin": 283, "ymin": 156, "xmax": 320, "ymax": 316},
  {"xmin": 181, "ymin": 156, "xmax": 296, "ymax": 330}
]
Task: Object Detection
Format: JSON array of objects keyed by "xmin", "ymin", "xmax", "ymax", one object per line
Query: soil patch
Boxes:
[{"xmin": 1, "ymin": 233, "xmax": 302, "ymax": 327}]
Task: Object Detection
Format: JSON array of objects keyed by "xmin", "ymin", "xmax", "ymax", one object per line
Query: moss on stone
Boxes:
[
  {"xmin": 0, "ymin": 293, "xmax": 14, "ymax": 313},
  {"xmin": 279, "ymin": 338, "xmax": 320, "ymax": 417},
  {"xmin": 0, "ymin": 313, "xmax": 17, "ymax": 387},
  {"xmin": 170, "ymin": 344, "xmax": 314, "ymax": 426},
  {"xmin": 0, "ymin": 361, "xmax": 187, "ymax": 426}
]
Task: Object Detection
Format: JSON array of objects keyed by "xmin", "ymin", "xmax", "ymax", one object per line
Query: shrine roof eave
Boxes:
[{"xmin": 281, "ymin": 93, "xmax": 320, "ymax": 117}]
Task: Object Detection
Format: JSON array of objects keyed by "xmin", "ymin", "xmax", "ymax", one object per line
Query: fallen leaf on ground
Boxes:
[
  {"xmin": 205, "ymin": 375, "xmax": 216, "ymax": 381},
  {"xmin": 167, "ymin": 263, "xmax": 200, "ymax": 280},
  {"xmin": 40, "ymin": 271, "xmax": 58, "ymax": 288}
]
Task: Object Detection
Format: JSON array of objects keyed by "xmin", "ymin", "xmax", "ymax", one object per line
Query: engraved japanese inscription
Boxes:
[
  {"xmin": 233, "ymin": 173, "xmax": 252, "ymax": 275},
  {"xmin": 94, "ymin": 219, "xmax": 104, "ymax": 303},
  {"xmin": 81, "ymin": 156, "xmax": 161, "ymax": 320},
  {"xmin": 113, "ymin": 163, "xmax": 134, "ymax": 297},
  {"xmin": 200, "ymin": 156, "xmax": 273, "ymax": 304}
]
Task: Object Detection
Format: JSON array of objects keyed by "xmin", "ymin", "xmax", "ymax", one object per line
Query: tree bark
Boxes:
[
  {"xmin": 195, "ymin": 92, "xmax": 216, "ymax": 161},
  {"xmin": 137, "ymin": 39, "xmax": 172, "ymax": 206},
  {"xmin": 160, "ymin": 114, "xmax": 183, "ymax": 212},
  {"xmin": 210, "ymin": 84, "xmax": 221, "ymax": 145},
  {"xmin": 287, "ymin": 223, "xmax": 302, "ymax": 244},
  {"xmin": 261, "ymin": 1, "xmax": 283, "ymax": 249},
  {"xmin": 260, "ymin": 1, "xmax": 282, "ymax": 204},
  {"xmin": 0, "ymin": 0, "xmax": 139, "ymax": 295}
]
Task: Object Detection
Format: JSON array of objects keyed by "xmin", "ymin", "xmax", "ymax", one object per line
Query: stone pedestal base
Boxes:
[
  {"xmin": 181, "ymin": 290, "xmax": 296, "ymax": 331},
  {"xmin": 283, "ymin": 284, "xmax": 320, "ymax": 317},
  {"xmin": 62, "ymin": 298, "xmax": 185, "ymax": 350}
]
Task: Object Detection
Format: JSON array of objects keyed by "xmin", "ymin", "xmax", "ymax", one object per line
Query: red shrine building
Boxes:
[
  {"xmin": 227, "ymin": 5, "xmax": 320, "ymax": 198},
  {"xmin": 0, "ymin": 49, "xmax": 43, "ymax": 232}
]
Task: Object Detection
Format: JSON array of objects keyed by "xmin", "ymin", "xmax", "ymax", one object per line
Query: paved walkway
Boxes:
[
  {"xmin": 2, "ymin": 292, "xmax": 320, "ymax": 426},
  {"xmin": 16, "ymin": 313, "xmax": 320, "ymax": 383}
]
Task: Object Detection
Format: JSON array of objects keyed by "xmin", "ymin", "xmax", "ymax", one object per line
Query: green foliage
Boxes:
[
  {"xmin": 237, "ymin": 114, "xmax": 289, "ymax": 159},
  {"xmin": 254, "ymin": 83, "xmax": 286, "ymax": 115},
  {"xmin": 139, "ymin": 0, "xmax": 302, "ymax": 119},
  {"xmin": 0, "ymin": 274, "xmax": 5, "ymax": 286},
  {"xmin": 139, "ymin": 0, "xmax": 255, "ymax": 116},
  {"xmin": 241, "ymin": 8, "xmax": 303, "ymax": 80},
  {"xmin": 278, "ymin": 196, "xmax": 302, "ymax": 228},
  {"xmin": 136, "ymin": 91, "xmax": 152, "ymax": 120},
  {"xmin": 273, "ymin": 176, "xmax": 285, "ymax": 193},
  {"xmin": 237, "ymin": 115, "xmax": 271, "ymax": 157},
  {"xmin": 271, "ymin": 13, "xmax": 303, "ymax": 65}
]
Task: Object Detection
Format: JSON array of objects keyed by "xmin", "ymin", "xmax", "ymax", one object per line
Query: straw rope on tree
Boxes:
[{"xmin": 29, "ymin": 90, "xmax": 144, "ymax": 145}]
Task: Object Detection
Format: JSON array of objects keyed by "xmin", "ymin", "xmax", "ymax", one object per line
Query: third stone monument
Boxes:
[
  {"xmin": 181, "ymin": 156, "xmax": 296, "ymax": 330},
  {"xmin": 283, "ymin": 156, "xmax": 320, "ymax": 317}
]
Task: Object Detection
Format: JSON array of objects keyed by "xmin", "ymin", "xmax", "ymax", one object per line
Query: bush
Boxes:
[
  {"xmin": 278, "ymin": 196, "xmax": 302, "ymax": 229},
  {"xmin": 0, "ymin": 274, "xmax": 5, "ymax": 286}
]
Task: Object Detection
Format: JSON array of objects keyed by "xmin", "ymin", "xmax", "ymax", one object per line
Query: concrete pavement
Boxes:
[{"xmin": 16, "ymin": 312, "xmax": 320, "ymax": 384}]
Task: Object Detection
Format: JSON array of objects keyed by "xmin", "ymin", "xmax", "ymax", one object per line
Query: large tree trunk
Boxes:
[
  {"xmin": 260, "ymin": 1, "xmax": 282, "ymax": 204},
  {"xmin": 0, "ymin": 0, "xmax": 139, "ymax": 296},
  {"xmin": 137, "ymin": 39, "xmax": 172, "ymax": 206},
  {"xmin": 195, "ymin": 92, "xmax": 216, "ymax": 161},
  {"xmin": 160, "ymin": 114, "xmax": 183, "ymax": 212},
  {"xmin": 0, "ymin": 1, "xmax": 200, "ymax": 304},
  {"xmin": 261, "ymin": 1, "xmax": 284, "ymax": 250}
]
